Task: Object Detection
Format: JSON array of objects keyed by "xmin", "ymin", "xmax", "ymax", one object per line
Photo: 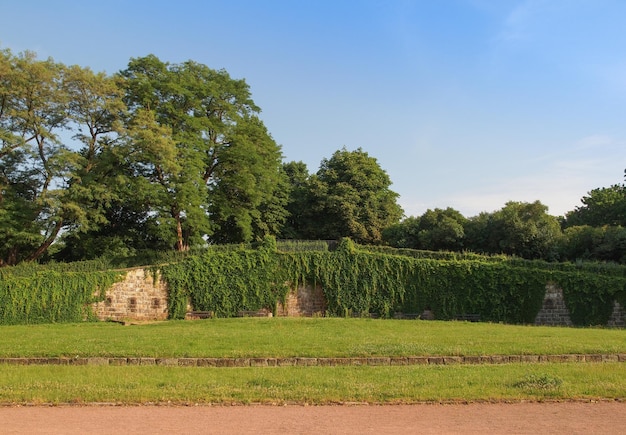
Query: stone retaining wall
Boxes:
[
  {"xmin": 608, "ymin": 301, "xmax": 626, "ymax": 328},
  {"xmin": 534, "ymin": 284, "xmax": 573, "ymax": 326},
  {"xmin": 276, "ymin": 284, "xmax": 326, "ymax": 317},
  {"xmin": 92, "ymin": 268, "xmax": 168, "ymax": 322}
]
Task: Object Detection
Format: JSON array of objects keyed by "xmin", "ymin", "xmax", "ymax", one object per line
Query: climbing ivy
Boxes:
[
  {"xmin": 162, "ymin": 237, "xmax": 626, "ymax": 325},
  {"xmin": 556, "ymin": 271, "xmax": 626, "ymax": 326},
  {"xmin": 4, "ymin": 237, "xmax": 623, "ymax": 326},
  {"xmin": 161, "ymin": 238, "xmax": 289, "ymax": 318},
  {"xmin": 0, "ymin": 269, "xmax": 123, "ymax": 325}
]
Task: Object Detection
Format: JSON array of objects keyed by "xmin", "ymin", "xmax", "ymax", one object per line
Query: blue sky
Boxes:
[{"xmin": 3, "ymin": 0, "xmax": 626, "ymax": 217}]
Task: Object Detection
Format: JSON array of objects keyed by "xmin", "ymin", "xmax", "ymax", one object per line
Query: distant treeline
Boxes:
[{"xmin": 383, "ymin": 180, "xmax": 626, "ymax": 263}]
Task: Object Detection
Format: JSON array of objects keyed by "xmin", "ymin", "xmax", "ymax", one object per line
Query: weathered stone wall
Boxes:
[
  {"xmin": 276, "ymin": 284, "xmax": 327, "ymax": 317},
  {"xmin": 92, "ymin": 268, "xmax": 168, "ymax": 322},
  {"xmin": 534, "ymin": 283, "xmax": 626, "ymax": 327},
  {"xmin": 608, "ymin": 301, "xmax": 626, "ymax": 328},
  {"xmin": 534, "ymin": 283, "xmax": 573, "ymax": 327}
]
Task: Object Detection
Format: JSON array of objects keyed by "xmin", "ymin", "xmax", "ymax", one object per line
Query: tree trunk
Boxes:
[
  {"xmin": 24, "ymin": 219, "xmax": 63, "ymax": 263},
  {"xmin": 174, "ymin": 211, "xmax": 189, "ymax": 252}
]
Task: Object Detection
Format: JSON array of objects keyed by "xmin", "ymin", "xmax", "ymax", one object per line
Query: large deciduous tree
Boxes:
[
  {"xmin": 119, "ymin": 55, "xmax": 286, "ymax": 250},
  {"xmin": 563, "ymin": 183, "xmax": 626, "ymax": 228},
  {"xmin": 383, "ymin": 208, "xmax": 466, "ymax": 251},
  {"xmin": 1, "ymin": 49, "xmax": 288, "ymax": 264},
  {"xmin": 279, "ymin": 161, "xmax": 318, "ymax": 240},
  {"xmin": 0, "ymin": 50, "xmax": 123, "ymax": 265}
]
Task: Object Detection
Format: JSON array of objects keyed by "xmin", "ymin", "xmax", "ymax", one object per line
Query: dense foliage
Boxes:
[
  {"xmin": 160, "ymin": 238, "xmax": 626, "ymax": 326},
  {"xmin": 280, "ymin": 148, "xmax": 403, "ymax": 244},
  {"xmin": 384, "ymin": 178, "xmax": 626, "ymax": 264},
  {"xmin": 0, "ymin": 262, "xmax": 123, "ymax": 325},
  {"xmin": 1, "ymin": 48, "xmax": 408, "ymax": 265},
  {"xmin": 0, "ymin": 48, "xmax": 297, "ymax": 264}
]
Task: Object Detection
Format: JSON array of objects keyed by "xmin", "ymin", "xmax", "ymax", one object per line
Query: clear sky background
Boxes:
[{"xmin": 2, "ymin": 0, "xmax": 626, "ymax": 218}]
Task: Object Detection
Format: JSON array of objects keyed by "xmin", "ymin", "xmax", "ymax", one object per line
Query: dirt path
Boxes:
[{"xmin": 1, "ymin": 402, "xmax": 625, "ymax": 434}]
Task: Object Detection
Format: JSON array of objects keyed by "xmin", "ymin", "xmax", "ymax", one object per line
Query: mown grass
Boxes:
[
  {"xmin": 0, "ymin": 363, "xmax": 624, "ymax": 405},
  {"xmin": 1, "ymin": 318, "xmax": 625, "ymax": 358},
  {"xmin": 1, "ymin": 319, "xmax": 625, "ymax": 405}
]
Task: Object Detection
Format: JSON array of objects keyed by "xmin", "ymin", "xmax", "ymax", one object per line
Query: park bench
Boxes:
[
  {"xmin": 185, "ymin": 311, "xmax": 214, "ymax": 320},
  {"xmin": 237, "ymin": 310, "xmax": 272, "ymax": 317},
  {"xmin": 454, "ymin": 313, "xmax": 481, "ymax": 322}
]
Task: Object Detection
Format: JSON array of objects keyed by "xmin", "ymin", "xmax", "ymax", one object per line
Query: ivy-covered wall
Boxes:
[
  {"xmin": 2, "ymin": 238, "xmax": 625, "ymax": 326},
  {"xmin": 160, "ymin": 238, "xmax": 626, "ymax": 326},
  {"xmin": 0, "ymin": 264, "xmax": 123, "ymax": 325}
]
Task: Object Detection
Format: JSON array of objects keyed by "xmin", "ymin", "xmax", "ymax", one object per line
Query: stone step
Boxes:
[{"xmin": 1, "ymin": 354, "xmax": 624, "ymax": 367}]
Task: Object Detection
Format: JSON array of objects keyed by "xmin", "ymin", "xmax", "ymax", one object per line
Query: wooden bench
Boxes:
[
  {"xmin": 393, "ymin": 312, "xmax": 421, "ymax": 320},
  {"xmin": 237, "ymin": 310, "xmax": 272, "ymax": 317},
  {"xmin": 185, "ymin": 311, "xmax": 214, "ymax": 320},
  {"xmin": 454, "ymin": 313, "xmax": 481, "ymax": 322}
]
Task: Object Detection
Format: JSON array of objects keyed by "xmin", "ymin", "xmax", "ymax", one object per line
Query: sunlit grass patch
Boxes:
[{"xmin": 0, "ymin": 363, "xmax": 624, "ymax": 405}]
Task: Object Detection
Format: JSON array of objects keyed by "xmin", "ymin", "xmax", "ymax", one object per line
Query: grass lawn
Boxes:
[
  {"xmin": 1, "ymin": 318, "xmax": 625, "ymax": 358},
  {"xmin": 1, "ymin": 319, "xmax": 624, "ymax": 405},
  {"xmin": 0, "ymin": 363, "xmax": 624, "ymax": 405}
]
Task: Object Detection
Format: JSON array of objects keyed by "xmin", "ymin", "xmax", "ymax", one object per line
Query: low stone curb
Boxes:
[{"xmin": 1, "ymin": 354, "xmax": 625, "ymax": 367}]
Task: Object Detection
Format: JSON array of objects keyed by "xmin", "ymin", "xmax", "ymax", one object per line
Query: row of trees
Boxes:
[
  {"xmin": 2, "ymin": 46, "xmax": 624, "ymax": 266},
  {"xmin": 384, "ymin": 172, "xmax": 626, "ymax": 263},
  {"xmin": 0, "ymin": 48, "xmax": 402, "ymax": 265}
]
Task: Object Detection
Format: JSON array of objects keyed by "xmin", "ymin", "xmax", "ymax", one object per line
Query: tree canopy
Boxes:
[
  {"xmin": 280, "ymin": 148, "xmax": 403, "ymax": 244},
  {"xmin": 0, "ymin": 49, "xmax": 124, "ymax": 265},
  {"xmin": 382, "ymin": 208, "xmax": 467, "ymax": 251},
  {"xmin": 563, "ymin": 184, "xmax": 626, "ymax": 228},
  {"xmin": 1, "ymin": 48, "xmax": 407, "ymax": 265},
  {"xmin": 3, "ymin": 46, "xmax": 625, "ymax": 267},
  {"xmin": 0, "ymin": 49, "xmax": 289, "ymax": 264}
]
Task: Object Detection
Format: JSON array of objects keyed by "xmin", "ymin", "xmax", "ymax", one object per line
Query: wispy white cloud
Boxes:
[{"xmin": 574, "ymin": 134, "xmax": 619, "ymax": 150}]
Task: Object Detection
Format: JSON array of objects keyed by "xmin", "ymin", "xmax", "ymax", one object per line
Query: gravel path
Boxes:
[{"xmin": 2, "ymin": 402, "xmax": 625, "ymax": 434}]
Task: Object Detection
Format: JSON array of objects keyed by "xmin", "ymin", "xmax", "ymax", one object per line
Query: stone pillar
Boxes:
[
  {"xmin": 607, "ymin": 301, "xmax": 626, "ymax": 328},
  {"xmin": 534, "ymin": 283, "xmax": 573, "ymax": 326}
]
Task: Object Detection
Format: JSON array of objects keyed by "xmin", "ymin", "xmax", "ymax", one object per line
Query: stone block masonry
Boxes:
[
  {"xmin": 275, "ymin": 284, "xmax": 327, "ymax": 317},
  {"xmin": 534, "ymin": 284, "xmax": 573, "ymax": 327},
  {"xmin": 608, "ymin": 300, "xmax": 626, "ymax": 328},
  {"xmin": 3, "ymin": 353, "xmax": 625, "ymax": 367},
  {"xmin": 535, "ymin": 283, "xmax": 626, "ymax": 327},
  {"xmin": 92, "ymin": 268, "xmax": 168, "ymax": 322}
]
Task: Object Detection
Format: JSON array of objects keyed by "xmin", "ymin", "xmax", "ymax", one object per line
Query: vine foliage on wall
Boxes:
[
  {"xmin": 0, "ymin": 268, "xmax": 124, "ymax": 325},
  {"xmin": 161, "ymin": 237, "xmax": 626, "ymax": 325},
  {"xmin": 2, "ymin": 238, "xmax": 624, "ymax": 326},
  {"xmin": 161, "ymin": 237, "xmax": 288, "ymax": 318}
]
